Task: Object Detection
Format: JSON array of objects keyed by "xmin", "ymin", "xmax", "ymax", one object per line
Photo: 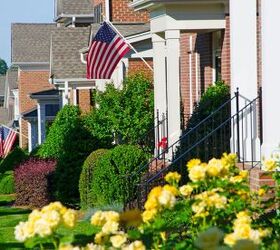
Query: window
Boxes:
[{"xmin": 94, "ymin": 3, "xmax": 103, "ymax": 24}]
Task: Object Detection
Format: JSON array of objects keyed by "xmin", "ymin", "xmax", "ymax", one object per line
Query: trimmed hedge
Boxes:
[
  {"xmin": 91, "ymin": 145, "xmax": 149, "ymax": 206},
  {"xmin": 0, "ymin": 171, "xmax": 15, "ymax": 194},
  {"xmin": 0, "ymin": 147, "xmax": 28, "ymax": 174},
  {"xmin": 14, "ymin": 158, "xmax": 56, "ymax": 208},
  {"xmin": 38, "ymin": 105, "xmax": 97, "ymax": 205},
  {"xmin": 79, "ymin": 149, "xmax": 108, "ymax": 209}
]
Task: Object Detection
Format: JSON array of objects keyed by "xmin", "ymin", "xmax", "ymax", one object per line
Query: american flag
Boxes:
[
  {"xmin": 0, "ymin": 126, "xmax": 17, "ymax": 158},
  {"xmin": 87, "ymin": 22, "xmax": 130, "ymax": 79}
]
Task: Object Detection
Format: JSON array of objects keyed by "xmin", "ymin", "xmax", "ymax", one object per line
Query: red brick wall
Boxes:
[
  {"xmin": 78, "ymin": 89, "xmax": 91, "ymax": 113},
  {"xmin": 221, "ymin": 15, "xmax": 231, "ymax": 85},
  {"xmin": 18, "ymin": 70, "xmax": 53, "ymax": 148},
  {"xmin": 93, "ymin": 0, "xmax": 149, "ymax": 23},
  {"xmin": 128, "ymin": 58, "xmax": 153, "ymax": 80}
]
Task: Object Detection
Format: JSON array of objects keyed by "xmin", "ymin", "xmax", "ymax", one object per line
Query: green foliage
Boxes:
[
  {"xmin": 0, "ymin": 171, "xmax": 15, "ymax": 194},
  {"xmin": 91, "ymin": 145, "xmax": 149, "ymax": 206},
  {"xmin": 85, "ymin": 74, "xmax": 154, "ymax": 146},
  {"xmin": 0, "ymin": 147, "xmax": 28, "ymax": 174},
  {"xmin": 38, "ymin": 105, "xmax": 98, "ymax": 205},
  {"xmin": 0, "ymin": 58, "xmax": 8, "ymax": 75},
  {"xmin": 79, "ymin": 149, "xmax": 108, "ymax": 209}
]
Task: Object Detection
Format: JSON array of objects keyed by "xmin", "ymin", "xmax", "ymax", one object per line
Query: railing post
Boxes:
[
  {"xmin": 235, "ymin": 88, "xmax": 241, "ymax": 160},
  {"xmin": 258, "ymin": 87, "xmax": 263, "ymax": 145},
  {"xmin": 156, "ymin": 109, "xmax": 160, "ymax": 156}
]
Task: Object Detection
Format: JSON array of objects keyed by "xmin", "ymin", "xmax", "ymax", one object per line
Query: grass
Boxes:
[{"xmin": 0, "ymin": 194, "xmax": 98, "ymax": 249}]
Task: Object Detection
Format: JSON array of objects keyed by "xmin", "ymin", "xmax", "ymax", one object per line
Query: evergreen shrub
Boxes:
[
  {"xmin": 0, "ymin": 171, "xmax": 15, "ymax": 194},
  {"xmin": 14, "ymin": 158, "xmax": 56, "ymax": 207},
  {"xmin": 79, "ymin": 149, "xmax": 108, "ymax": 209},
  {"xmin": 91, "ymin": 145, "xmax": 149, "ymax": 206}
]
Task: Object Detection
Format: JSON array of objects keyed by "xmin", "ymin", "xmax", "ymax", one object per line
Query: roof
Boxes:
[
  {"xmin": 30, "ymin": 89, "xmax": 60, "ymax": 99},
  {"xmin": 56, "ymin": 0, "xmax": 94, "ymax": 16},
  {"xmin": 5, "ymin": 66, "xmax": 18, "ymax": 93},
  {"xmin": 90, "ymin": 23, "xmax": 150, "ymax": 39},
  {"xmin": 51, "ymin": 26, "xmax": 91, "ymax": 79},
  {"xmin": 12, "ymin": 23, "xmax": 56, "ymax": 63},
  {"xmin": 0, "ymin": 75, "xmax": 5, "ymax": 96}
]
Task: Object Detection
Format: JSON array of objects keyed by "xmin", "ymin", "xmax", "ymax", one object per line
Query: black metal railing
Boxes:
[{"xmin": 127, "ymin": 88, "xmax": 262, "ymax": 209}]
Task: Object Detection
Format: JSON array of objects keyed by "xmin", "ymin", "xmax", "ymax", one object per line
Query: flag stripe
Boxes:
[
  {"xmin": 87, "ymin": 22, "xmax": 130, "ymax": 80},
  {"xmin": 0, "ymin": 126, "xmax": 17, "ymax": 158}
]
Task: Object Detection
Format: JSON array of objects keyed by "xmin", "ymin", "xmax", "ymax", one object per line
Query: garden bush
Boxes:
[
  {"xmin": 0, "ymin": 171, "xmax": 15, "ymax": 194},
  {"xmin": 0, "ymin": 146, "xmax": 28, "ymax": 174},
  {"xmin": 38, "ymin": 105, "xmax": 98, "ymax": 205},
  {"xmin": 85, "ymin": 74, "xmax": 154, "ymax": 147},
  {"xmin": 79, "ymin": 148, "xmax": 108, "ymax": 209},
  {"xmin": 91, "ymin": 145, "xmax": 149, "ymax": 206},
  {"xmin": 14, "ymin": 158, "xmax": 56, "ymax": 208}
]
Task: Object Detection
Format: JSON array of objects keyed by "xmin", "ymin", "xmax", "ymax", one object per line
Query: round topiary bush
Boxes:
[
  {"xmin": 0, "ymin": 171, "xmax": 15, "ymax": 194},
  {"xmin": 79, "ymin": 149, "xmax": 108, "ymax": 209},
  {"xmin": 91, "ymin": 145, "xmax": 149, "ymax": 207}
]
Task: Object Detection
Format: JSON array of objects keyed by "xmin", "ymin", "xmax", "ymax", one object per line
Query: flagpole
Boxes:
[
  {"xmin": 106, "ymin": 20, "xmax": 154, "ymax": 72},
  {"xmin": 0, "ymin": 124, "xmax": 28, "ymax": 139}
]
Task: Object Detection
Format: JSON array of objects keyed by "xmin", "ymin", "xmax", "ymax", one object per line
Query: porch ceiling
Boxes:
[{"xmin": 131, "ymin": 0, "xmax": 228, "ymax": 33}]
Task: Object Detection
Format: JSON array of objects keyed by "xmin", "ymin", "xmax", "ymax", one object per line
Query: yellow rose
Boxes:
[
  {"xmin": 123, "ymin": 240, "xmax": 146, "ymax": 250},
  {"xmin": 91, "ymin": 211, "xmax": 106, "ymax": 226},
  {"xmin": 104, "ymin": 211, "xmax": 120, "ymax": 223},
  {"xmin": 94, "ymin": 232, "xmax": 107, "ymax": 245},
  {"xmin": 239, "ymin": 170, "xmax": 249, "ymax": 179},
  {"xmin": 258, "ymin": 188, "xmax": 265, "ymax": 197},
  {"xmin": 63, "ymin": 209, "xmax": 77, "ymax": 228},
  {"xmin": 179, "ymin": 185, "xmax": 193, "ymax": 196},
  {"xmin": 142, "ymin": 209, "xmax": 157, "ymax": 223},
  {"xmin": 14, "ymin": 222, "xmax": 30, "ymax": 242},
  {"xmin": 263, "ymin": 159, "xmax": 277, "ymax": 171},
  {"xmin": 164, "ymin": 171, "xmax": 181, "ymax": 184},
  {"xmin": 194, "ymin": 227, "xmax": 224, "ymax": 250},
  {"xmin": 42, "ymin": 210, "xmax": 61, "ymax": 228},
  {"xmin": 144, "ymin": 196, "xmax": 159, "ymax": 211},
  {"xmin": 33, "ymin": 218, "xmax": 53, "ymax": 237},
  {"xmin": 158, "ymin": 190, "xmax": 176, "ymax": 209},
  {"xmin": 148, "ymin": 186, "xmax": 162, "ymax": 198},
  {"xmin": 230, "ymin": 175, "xmax": 244, "ymax": 183},
  {"xmin": 110, "ymin": 233, "xmax": 127, "ymax": 248},
  {"xmin": 101, "ymin": 221, "xmax": 119, "ymax": 234},
  {"xmin": 189, "ymin": 165, "xmax": 206, "ymax": 182},
  {"xmin": 207, "ymin": 158, "xmax": 224, "ymax": 177},
  {"xmin": 224, "ymin": 233, "xmax": 236, "ymax": 246},
  {"xmin": 187, "ymin": 158, "xmax": 201, "ymax": 170},
  {"xmin": 163, "ymin": 184, "xmax": 179, "ymax": 196},
  {"xmin": 59, "ymin": 244, "xmax": 81, "ymax": 250},
  {"xmin": 85, "ymin": 243, "xmax": 105, "ymax": 250}
]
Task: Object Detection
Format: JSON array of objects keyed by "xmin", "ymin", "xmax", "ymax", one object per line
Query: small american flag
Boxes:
[
  {"xmin": 0, "ymin": 126, "xmax": 17, "ymax": 158},
  {"xmin": 87, "ymin": 22, "xmax": 130, "ymax": 79}
]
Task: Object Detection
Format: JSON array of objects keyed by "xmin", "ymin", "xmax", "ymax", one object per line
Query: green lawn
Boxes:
[{"xmin": 0, "ymin": 195, "xmax": 97, "ymax": 249}]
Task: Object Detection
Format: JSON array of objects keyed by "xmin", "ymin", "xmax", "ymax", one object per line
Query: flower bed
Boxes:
[{"xmin": 14, "ymin": 154, "xmax": 280, "ymax": 249}]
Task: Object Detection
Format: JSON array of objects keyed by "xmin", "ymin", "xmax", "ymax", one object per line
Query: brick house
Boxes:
[{"xmin": 128, "ymin": 0, "xmax": 280, "ymax": 163}]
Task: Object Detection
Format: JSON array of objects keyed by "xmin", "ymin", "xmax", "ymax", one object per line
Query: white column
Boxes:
[
  {"xmin": 152, "ymin": 33, "xmax": 167, "ymax": 122},
  {"xmin": 261, "ymin": 1, "xmax": 280, "ymax": 158},
  {"xmin": 165, "ymin": 30, "xmax": 181, "ymax": 148},
  {"xmin": 28, "ymin": 121, "xmax": 38, "ymax": 152},
  {"xmin": 37, "ymin": 103, "xmax": 46, "ymax": 145},
  {"xmin": 28, "ymin": 122, "xmax": 32, "ymax": 153},
  {"xmin": 73, "ymin": 86, "xmax": 77, "ymax": 106},
  {"xmin": 62, "ymin": 81, "xmax": 69, "ymax": 106},
  {"xmin": 230, "ymin": 0, "xmax": 260, "ymax": 161}
]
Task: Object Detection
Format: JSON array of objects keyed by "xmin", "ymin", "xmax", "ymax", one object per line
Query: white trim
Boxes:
[
  {"xmin": 126, "ymin": 32, "xmax": 152, "ymax": 44},
  {"xmin": 195, "ymin": 52, "xmax": 199, "ymax": 102},
  {"xmin": 189, "ymin": 36, "xmax": 193, "ymax": 114}
]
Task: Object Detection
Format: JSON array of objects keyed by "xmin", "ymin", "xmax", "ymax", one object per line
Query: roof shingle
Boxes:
[
  {"xmin": 12, "ymin": 23, "xmax": 56, "ymax": 63},
  {"xmin": 56, "ymin": 0, "xmax": 94, "ymax": 16}
]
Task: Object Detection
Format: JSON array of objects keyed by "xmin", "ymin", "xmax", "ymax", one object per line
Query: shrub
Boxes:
[
  {"xmin": 0, "ymin": 171, "xmax": 15, "ymax": 194},
  {"xmin": 0, "ymin": 147, "xmax": 28, "ymax": 174},
  {"xmin": 91, "ymin": 145, "xmax": 149, "ymax": 206},
  {"xmin": 14, "ymin": 158, "xmax": 56, "ymax": 208},
  {"xmin": 79, "ymin": 149, "xmax": 108, "ymax": 209},
  {"xmin": 85, "ymin": 74, "xmax": 154, "ymax": 146},
  {"xmin": 38, "ymin": 105, "xmax": 98, "ymax": 205}
]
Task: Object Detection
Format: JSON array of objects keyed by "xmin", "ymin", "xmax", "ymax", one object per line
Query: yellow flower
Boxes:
[
  {"xmin": 59, "ymin": 244, "xmax": 81, "ymax": 250},
  {"xmin": 258, "ymin": 188, "xmax": 265, "ymax": 197},
  {"xmin": 179, "ymin": 185, "xmax": 193, "ymax": 196},
  {"xmin": 63, "ymin": 209, "xmax": 77, "ymax": 228},
  {"xmin": 142, "ymin": 209, "xmax": 157, "ymax": 223},
  {"xmin": 85, "ymin": 243, "xmax": 105, "ymax": 250},
  {"xmin": 239, "ymin": 170, "xmax": 249, "ymax": 179},
  {"xmin": 91, "ymin": 211, "xmax": 106, "ymax": 226},
  {"xmin": 105, "ymin": 211, "xmax": 120, "ymax": 223},
  {"xmin": 123, "ymin": 240, "xmax": 146, "ymax": 250},
  {"xmin": 160, "ymin": 232, "xmax": 166, "ymax": 241},
  {"xmin": 158, "ymin": 190, "xmax": 176, "ymax": 209},
  {"xmin": 144, "ymin": 196, "xmax": 159, "ymax": 211},
  {"xmin": 148, "ymin": 186, "xmax": 163, "ymax": 198},
  {"xmin": 42, "ymin": 210, "xmax": 61, "ymax": 228},
  {"xmin": 194, "ymin": 227, "xmax": 224, "ymax": 250},
  {"xmin": 33, "ymin": 218, "xmax": 53, "ymax": 237},
  {"xmin": 207, "ymin": 158, "xmax": 224, "ymax": 177},
  {"xmin": 110, "ymin": 233, "xmax": 127, "ymax": 248},
  {"xmin": 222, "ymin": 153, "xmax": 237, "ymax": 168},
  {"xmin": 263, "ymin": 159, "xmax": 277, "ymax": 171},
  {"xmin": 232, "ymin": 240, "xmax": 258, "ymax": 250},
  {"xmin": 224, "ymin": 233, "xmax": 236, "ymax": 246},
  {"xmin": 164, "ymin": 171, "xmax": 181, "ymax": 184},
  {"xmin": 189, "ymin": 165, "xmax": 206, "ymax": 182},
  {"xmin": 187, "ymin": 158, "xmax": 201, "ymax": 170},
  {"xmin": 42, "ymin": 201, "xmax": 67, "ymax": 215},
  {"xmin": 234, "ymin": 224, "xmax": 252, "ymax": 239},
  {"xmin": 94, "ymin": 232, "xmax": 107, "ymax": 245},
  {"xmin": 230, "ymin": 175, "xmax": 244, "ymax": 183},
  {"xmin": 102, "ymin": 221, "xmax": 119, "ymax": 234},
  {"xmin": 163, "ymin": 184, "xmax": 179, "ymax": 196},
  {"xmin": 14, "ymin": 222, "xmax": 30, "ymax": 242}
]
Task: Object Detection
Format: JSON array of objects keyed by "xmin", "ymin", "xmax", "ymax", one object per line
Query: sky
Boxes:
[{"xmin": 0, "ymin": 0, "xmax": 54, "ymax": 65}]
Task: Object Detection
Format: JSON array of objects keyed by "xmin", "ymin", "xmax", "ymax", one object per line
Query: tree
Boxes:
[{"xmin": 0, "ymin": 58, "xmax": 8, "ymax": 75}]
